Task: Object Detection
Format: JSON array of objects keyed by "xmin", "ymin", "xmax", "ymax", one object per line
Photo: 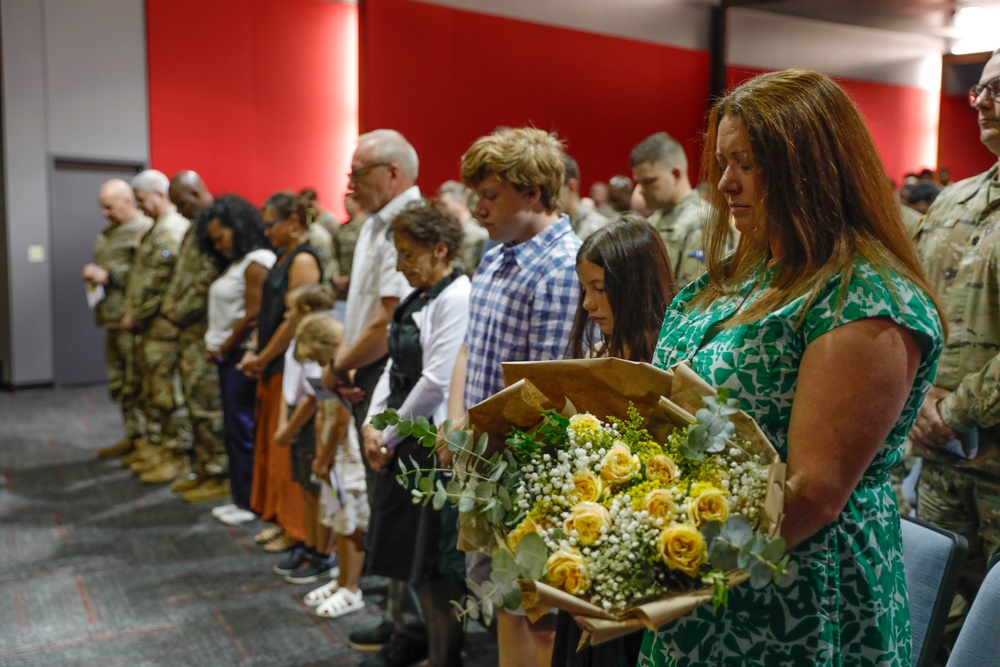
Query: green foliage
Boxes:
[
  {"xmin": 701, "ymin": 515, "xmax": 797, "ymax": 607},
  {"xmin": 681, "ymin": 390, "xmax": 739, "ymax": 461}
]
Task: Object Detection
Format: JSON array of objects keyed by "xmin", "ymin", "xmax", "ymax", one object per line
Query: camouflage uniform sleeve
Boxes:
[
  {"xmin": 939, "ymin": 358, "xmax": 1000, "ymax": 431},
  {"xmin": 129, "ymin": 227, "xmax": 184, "ymax": 324},
  {"xmin": 172, "ymin": 252, "xmax": 219, "ymax": 326}
]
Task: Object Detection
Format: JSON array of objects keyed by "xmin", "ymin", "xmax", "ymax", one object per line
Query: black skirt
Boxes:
[{"xmin": 364, "ymin": 436, "xmax": 465, "ymax": 584}]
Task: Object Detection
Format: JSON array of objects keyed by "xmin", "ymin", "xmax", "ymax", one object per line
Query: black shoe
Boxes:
[
  {"xmin": 360, "ymin": 633, "xmax": 428, "ymax": 667},
  {"xmin": 272, "ymin": 546, "xmax": 309, "ymax": 575},
  {"xmin": 348, "ymin": 619, "xmax": 395, "ymax": 652},
  {"xmin": 284, "ymin": 552, "xmax": 338, "ymax": 584}
]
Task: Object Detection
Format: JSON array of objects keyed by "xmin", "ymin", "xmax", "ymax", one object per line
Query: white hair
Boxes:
[
  {"xmin": 131, "ymin": 169, "xmax": 169, "ymax": 194},
  {"xmin": 358, "ymin": 129, "xmax": 419, "ymax": 182}
]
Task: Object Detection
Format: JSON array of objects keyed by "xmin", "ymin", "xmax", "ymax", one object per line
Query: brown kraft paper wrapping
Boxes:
[{"xmin": 459, "ymin": 358, "xmax": 786, "ymax": 646}]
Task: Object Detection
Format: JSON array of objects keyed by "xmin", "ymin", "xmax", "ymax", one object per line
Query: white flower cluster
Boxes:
[
  {"xmin": 586, "ymin": 496, "xmax": 662, "ymax": 610},
  {"xmin": 513, "ymin": 414, "xmax": 616, "ymax": 516},
  {"xmin": 716, "ymin": 451, "xmax": 769, "ymax": 525}
]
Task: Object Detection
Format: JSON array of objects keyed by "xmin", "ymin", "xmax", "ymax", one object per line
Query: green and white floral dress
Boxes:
[{"xmin": 640, "ymin": 257, "xmax": 942, "ymax": 667}]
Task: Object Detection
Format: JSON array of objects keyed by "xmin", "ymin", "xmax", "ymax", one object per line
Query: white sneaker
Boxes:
[
  {"xmin": 211, "ymin": 503, "xmax": 238, "ymax": 519},
  {"xmin": 218, "ymin": 508, "xmax": 257, "ymax": 525}
]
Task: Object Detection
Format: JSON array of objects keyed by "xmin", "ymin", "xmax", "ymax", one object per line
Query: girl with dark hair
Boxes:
[
  {"xmin": 238, "ymin": 191, "xmax": 322, "ymax": 552},
  {"xmin": 553, "ymin": 214, "xmax": 676, "ymax": 667},
  {"xmin": 201, "ymin": 195, "xmax": 276, "ymax": 525},
  {"xmin": 567, "ymin": 213, "xmax": 676, "ymax": 362}
]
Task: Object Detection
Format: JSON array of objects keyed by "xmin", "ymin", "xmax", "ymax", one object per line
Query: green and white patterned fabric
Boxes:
[{"xmin": 640, "ymin": 256, "xmax": 942, "ymax": 666}]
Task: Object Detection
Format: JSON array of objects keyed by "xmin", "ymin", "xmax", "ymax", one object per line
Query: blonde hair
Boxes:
[
  {"xmin": 696, "ymin": 69, "xmax": 941, "ymax": 329},
  {"xmin": 460, "ymin": 127, "xmax": 565, "ymax": 212},
  {"xmin": 287, "ymin": 283, "xmax": 335, "ymax": 314},
  {"xmin": 294, "ymin": 313, "xmax": 344, "ymax": 363}
]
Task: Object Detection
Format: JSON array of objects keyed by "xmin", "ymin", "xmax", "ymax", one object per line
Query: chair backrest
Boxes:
[
  {"xmin": 901, "ymin": 515, "xmax": 967, "ymax": 667},
  {"xmin": 947, "ymin": 558, "xmax": 1000, "ymax": 666}
]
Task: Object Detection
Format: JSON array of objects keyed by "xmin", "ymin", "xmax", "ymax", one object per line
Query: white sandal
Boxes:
[
  {"xmin": 303, "ymin": 579, "xmax": 340, "ymax": 607},
  {"xmin": 315, "ymin": 587, "xmax": 365, "ymax": 618}
]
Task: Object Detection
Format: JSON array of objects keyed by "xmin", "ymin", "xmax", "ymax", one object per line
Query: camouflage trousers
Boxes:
[
  {"xmin": 137, "ymin": 318, "xmax": 191, "ymax": 452},
  {"xmin": 179, "ymin": 326, "xmax": 226, "ymax": 476},
  {"xmin": 916, "ymin": 461, "xmax": 1000, "ymax": 647},
  {"xmin": 104, "ymin": 327, "xmax": 143, "ymax": 441}
]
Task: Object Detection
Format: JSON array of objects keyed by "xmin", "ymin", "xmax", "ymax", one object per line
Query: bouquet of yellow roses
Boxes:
[{"xmin": 374, "ymin": 358, "xmax": 790, "ymax": 646}]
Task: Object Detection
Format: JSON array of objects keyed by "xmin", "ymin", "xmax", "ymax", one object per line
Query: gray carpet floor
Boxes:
[{"xmin": 0, "ymin": 384, "xmax": 498, "ymax": 666}]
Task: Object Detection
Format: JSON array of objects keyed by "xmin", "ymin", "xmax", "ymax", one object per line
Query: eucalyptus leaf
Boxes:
[
  {"xmin": 497, "ymin": 485, "xmax": 512, "ymax": 511},
  {"xmin": 709, "ymin": 540, "xmax": 738, "ymax": 571},
  {"xmin": 777, "ymin": 560, "xmax": 800, "ymax": 587},
  {"xmin": 761, "ymin": 537, "xmax": 786, "ymax": 563},
  {"xmin": 475, "ymin": 432, "xmax": 490, "ymax": 456},
  {"xmin": 502, "ymin": 585, "xmax": 523, "ymax": 610},
  {"xmin": 414, "ymin": 415, "xmax": 431, "ymax": 433},
  {"xmin": 720, "ymin": 515, "xmax": 753, "ymax": 544},
  {"xmin": 489, "ymin": 460, "xmax": 508, "ymax": 483},
  {"xmin": 481, "ymin": 595, "xmax": 495, "ymax": 621},
  {"xmin": 747, "ymin": 559, "xmax": 773, "ymax": 589},
  {"xmin": 492, "ymin": 548, "xmax": 518, "ymax": 578},
  {"xmin": 515, "ymin": 532, "xmax": 548, "ymax": 581},
  {"xmin": 458, "ymin": 489, "xmax": 477, "ymax": 512},
  {"xmin": 446, "ymin": 479, "xmax": 462, "ymax": 496},
  {"xmin": 418, "ymin": 476, "xmax": 434, "ymax": 494},
  {"xmin": 447, "ymin": 429, "xmax": 471, "ymax": 451},
  {"xmin": 737, "ymin": 535, "xmax": 757, "ymax": 570},
  {"xmin": 397, "ymin": 420, "xmax": 413, "ymax": 438}
]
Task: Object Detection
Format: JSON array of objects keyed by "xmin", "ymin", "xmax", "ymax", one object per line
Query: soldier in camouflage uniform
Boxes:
[
  {"xmin": 909, "ymin": 48, "xmax": 1000, "ymax": 649},
  {"xmin": 437, "ymin": 180, "xmax": 489, "ymax": 276},
  {"xmin": 121, "ymin": 170, "xmax": 190, "ymax": 480},
  {"xmin": 560, "ymin": 156, "xmax": 610, "ymax": 242},
  {"xmin": 83, "ymin": 179, "xmax": 153, "ymax": 459},
  {"xmin": 150, "ymin": 171, "xmax": 229, "ymax": 499},
  {"xmin": 330, "ymin": 192, "xmax": 365, "ymax": 301},
  {"xmin": 630, "ymin": 132, "xmax": 713, "ymax": 288}
]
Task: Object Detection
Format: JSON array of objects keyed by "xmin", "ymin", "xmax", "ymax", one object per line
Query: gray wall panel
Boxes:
[
  {"xmin": 1, "ymin": 0, "xmax": 54, "ymax": 384},
  {"xmin": 44, "ymin": 0, "xmax": 148, "ymax": 162}
]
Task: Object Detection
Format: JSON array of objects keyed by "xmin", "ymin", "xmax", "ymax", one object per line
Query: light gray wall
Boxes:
[{"xmin": 0, "ymin": 0, "xmax": 148, "ymax": 386}]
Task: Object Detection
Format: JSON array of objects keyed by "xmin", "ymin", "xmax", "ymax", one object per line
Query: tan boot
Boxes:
[
  {"xmin": 96, "ymin": 438, "xmax": 135, "ymax": 459},
  {"xmin": 171, "ymin": 473, "xmax": 204, "ymax": 494},
  {"xmin": 139, "ymin": 454, "xmax": 184, "ymax": 484},
  {"xmin": 181, "ymin": 477, "xmax": 231, "ymax": 503},
  {"xmin": 129, "ymin": 450, "xmax": 161, "ymax": 474},
  {"xmin": 122, "ymin": 439, "xmax": 155, "ymax": 466}
]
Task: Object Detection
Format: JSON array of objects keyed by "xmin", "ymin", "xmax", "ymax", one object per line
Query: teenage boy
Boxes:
[{"xmin": 448, "ymin": 126, "xmax": 581, "ymax": 667}]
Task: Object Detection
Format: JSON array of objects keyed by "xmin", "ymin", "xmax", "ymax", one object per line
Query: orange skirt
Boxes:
[{"xmin": 249, "ymin": 373, "xmax": 306, "ymax": 542}]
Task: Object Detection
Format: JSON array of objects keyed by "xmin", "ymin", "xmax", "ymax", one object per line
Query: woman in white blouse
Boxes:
[
  {"xmin": 362, "ymin": 200, "xmax": 471, "ymax": 667},
  {"xmin": 198, "ymin": 195, "xmax": 277, "ymax": 525}
]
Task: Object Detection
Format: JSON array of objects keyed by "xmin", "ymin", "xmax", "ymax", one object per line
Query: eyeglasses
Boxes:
[
  {"xmin": 263, "ymin": 216, "xmax": 287, "ymax": 231},
  {"xmin": 969, "ymin": 76, "xmax": 1000, "ymax": 107},
  {"xmin": 347, "ymin": 162, "xmax": 390, "ymax": 183}
]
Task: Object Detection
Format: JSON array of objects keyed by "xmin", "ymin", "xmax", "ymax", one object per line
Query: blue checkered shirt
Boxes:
[{"xmin": 463, "ymin": 215, "xmax": 581, "ymax": 407}]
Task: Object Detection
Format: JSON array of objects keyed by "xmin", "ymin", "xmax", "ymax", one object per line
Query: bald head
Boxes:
[
  {"xmin": 169, "ymin": 170, "xmax": 214, "ymax": 219},
  {"xmin": 98, "ymin": 179, "xmax": 137, "ymax": 225}
]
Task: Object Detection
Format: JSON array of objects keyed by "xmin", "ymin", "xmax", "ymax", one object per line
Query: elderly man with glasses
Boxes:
[
  {"xmin": 908, "ymin": 46, "xmax": 1000, "ymax": 656},
  {"xmin": 334, "ymin": 129, "xmax": 427, "ymax": 667}
]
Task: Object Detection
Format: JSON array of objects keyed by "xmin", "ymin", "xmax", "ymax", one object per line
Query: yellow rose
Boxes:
[
  {"xmin": 546, "ymin": 548, "xmax": 591, "ymax": 595},
  {"xmin": 569, "ymin": 470, "xmax": 603, "ymax": 503},
  {"xmin": 643, "ymin": 489, "xmax": 676, "ymax": 520},
  {"xmin": 600, "ymin": 440, "xmax": 640, "ymax": 485},
  {"xmin": 564, "ymin": 501, "xmax": 612, "ymax": 546},
  {"xmin": 656, "ymin": 524, "xmax": 708, "ymax": 577},
  {"xmin": 646, "ymin": 454, "xmax": 680, "ymax": 484},
  {"xmin": 687, "ymin": 487, "xmax": 730, "ymax": 526},
  {"xmin": 569, "ymin": 413, "xmax": 601, "ymax": 431},
  {"xmin": 506, "ymin": 518, "xmax": 539, "ymax": 551}
]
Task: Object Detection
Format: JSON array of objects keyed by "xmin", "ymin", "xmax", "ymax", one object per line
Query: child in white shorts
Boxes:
[{"xmin": 292, "ymin": 312, "xmax": 370, "ymax": 618}]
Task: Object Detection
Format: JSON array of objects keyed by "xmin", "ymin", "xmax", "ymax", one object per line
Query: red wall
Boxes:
[
  {"xmin": 939, "ymin": 91, "xmax": 996, "ymax": 182},
  {"xmin": 727, "ymin": 66, "xmax": 939, "ymax": 187},
  {"xmin": 361, "ymin": 0, "xmax": 711, "ymax": 194},
  {"xmin": 146, "ymin": 0, "xmax": 358, "ymax": 215}
]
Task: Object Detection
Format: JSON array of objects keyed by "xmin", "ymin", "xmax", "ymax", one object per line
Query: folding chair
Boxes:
[
  {"xmin": 947, "ymin": 557, "xmax": 1000, "ymax": 666},
  {"xmin": 901, "ymin": 515, "xmax": 967, "ymax": 667}
]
